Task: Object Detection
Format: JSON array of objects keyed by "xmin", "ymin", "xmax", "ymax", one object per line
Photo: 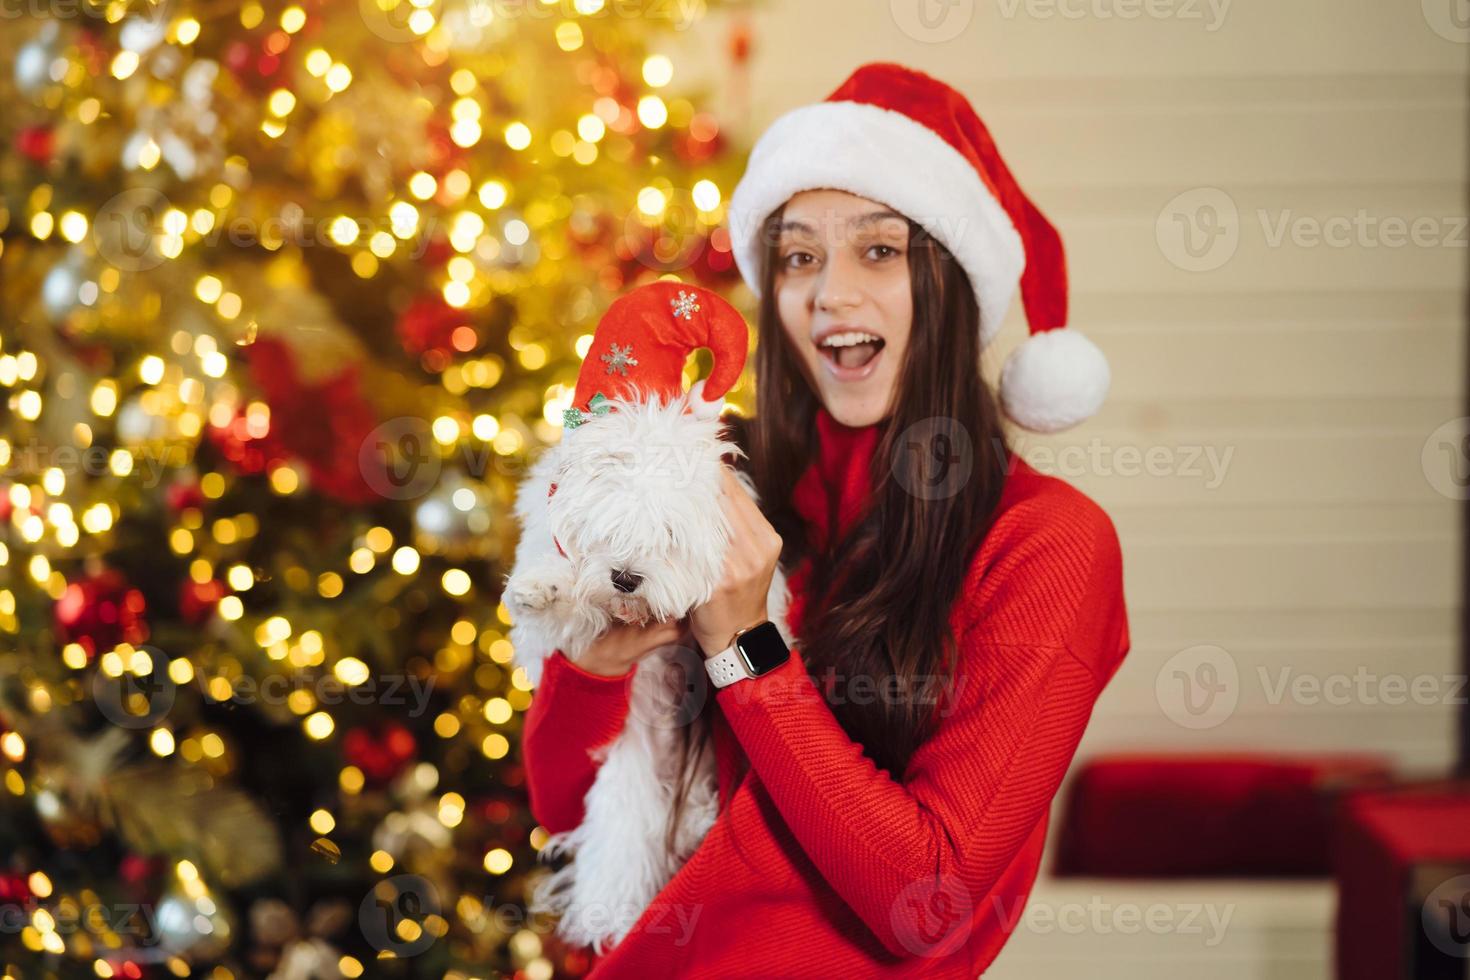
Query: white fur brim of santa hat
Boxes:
[{"xmin": 727, "ymin": 62, "xmax": 1111, "ymax": 434}]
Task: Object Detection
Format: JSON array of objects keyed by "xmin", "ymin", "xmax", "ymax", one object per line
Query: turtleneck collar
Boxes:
[{"xmin": 789, "ymin": 405, "xmax": 885, "ymax": 554}]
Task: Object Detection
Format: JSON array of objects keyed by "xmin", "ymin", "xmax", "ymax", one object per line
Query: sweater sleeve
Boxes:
[
  {"xmin": 714, "ymin": 492, "xmax": 1129, "ymax": 956},
  {"xmin": 521, "ymin": 650, "xmax": 635, "ymax": 834}
]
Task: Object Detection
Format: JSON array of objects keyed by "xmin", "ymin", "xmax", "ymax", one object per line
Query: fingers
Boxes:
[
  {"xmin": 719, "ymin": 465, "xmax": 782, "ymax": 562},
  {"xmin": 720, "ymin": 466, "xmax": 760, "ymax": 529}
]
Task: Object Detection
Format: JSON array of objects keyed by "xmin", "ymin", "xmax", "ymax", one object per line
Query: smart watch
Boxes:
[{"xmin": 704, "ymin": 620, "xmax": 789, "ymax": 688}]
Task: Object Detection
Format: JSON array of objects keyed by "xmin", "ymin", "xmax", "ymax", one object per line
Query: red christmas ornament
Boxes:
[
  {"xmin": 16, "ymin": 125, "xmax": 55, "ymax": 165},
  {"xmin": 416, "ymin": 234, "xmax": 454, "ymax": 269},
  {"xmin": 215, "ymin": 336, "xmax": 384, "ymax": 505},
  {"xmin": 0, "ymin": 872, "xmax": 30, "ymax": 905},
  {"xmin": 179, "ymin": 579, "xmax": 228, "ymax": 627},
  {"xmin": 53, "ymin": 568, "xmax": 149, "ymax": 659},
  {"xmin": 395, "ymin": 294, "xmax": 470, "ymax": 358},
  {"xmin": 165, "ymin": 479, "xmax": 206, "ymax": 513},
  {"xmin": 342, "ymin": 721, "xmax": 418, "ymax": 785},
  {"xmin": 688, "ymin": 231, "xmax": 742, "ymax": 288}
]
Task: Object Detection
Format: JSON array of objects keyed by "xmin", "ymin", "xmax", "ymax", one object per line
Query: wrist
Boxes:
[
  {"xmin": 569, "ymin": 650, "xmax": 635, "ymax": 678},
  {"xmin": 695, "ymin": 611, "xmax": 770, "ymax": 660}
]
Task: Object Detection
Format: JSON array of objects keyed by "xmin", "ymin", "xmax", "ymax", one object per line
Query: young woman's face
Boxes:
[{"xmin": 773, "ymin": 189, "xmax": 913, "ymax": 427}]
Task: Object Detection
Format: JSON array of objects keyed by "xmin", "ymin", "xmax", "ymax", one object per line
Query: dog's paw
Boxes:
[{"xmin": 505, "ymin": 575, "xmax": 565, "ymax": 614}]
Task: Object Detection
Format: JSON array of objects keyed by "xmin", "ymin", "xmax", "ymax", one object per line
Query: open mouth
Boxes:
[{"xmin": 817, "ymin": 330, "xmax": 886, "ymax": 374}]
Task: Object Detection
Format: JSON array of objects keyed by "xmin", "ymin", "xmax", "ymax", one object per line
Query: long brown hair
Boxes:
[
  {"xmin": 730, "ymin": 203, "xmax": 1013, "ymax": 776},
  {"xmin": 665, "ymin": 204, "xmax": 1014, "ymax": 854}
]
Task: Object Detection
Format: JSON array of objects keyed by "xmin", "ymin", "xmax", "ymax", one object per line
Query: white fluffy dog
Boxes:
[{"xmin": 505, "ymin": 382, "xmax": 792, "ymax": 953}]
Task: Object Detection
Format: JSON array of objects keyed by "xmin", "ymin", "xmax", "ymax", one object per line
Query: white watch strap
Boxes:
[{"xmin": 704, "ymin": 644, "xmax": 748, "ymax": 688}]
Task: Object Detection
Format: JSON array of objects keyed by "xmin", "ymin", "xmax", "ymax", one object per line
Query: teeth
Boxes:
[{"xmin": 818, "ymin": 331, "xmax": 883, "ymax": 348}]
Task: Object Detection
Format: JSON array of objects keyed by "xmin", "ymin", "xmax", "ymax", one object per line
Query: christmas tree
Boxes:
[{"xmin": 0, "ymin": 0, "xmax": 754, "ymax": 976}]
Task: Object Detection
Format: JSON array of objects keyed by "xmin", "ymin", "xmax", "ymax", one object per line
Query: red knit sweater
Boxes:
[{"xmin": 521, "ymin": 408, "xmax": 1130, "ymax": 978}]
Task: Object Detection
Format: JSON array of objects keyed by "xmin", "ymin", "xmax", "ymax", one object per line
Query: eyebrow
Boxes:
[{"xmin": 777, "ymin": 211, "xmax": 908, "ymax": 236}]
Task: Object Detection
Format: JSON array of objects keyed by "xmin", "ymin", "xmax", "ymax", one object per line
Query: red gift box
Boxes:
[
  {"xmin": 1336, "ymin": 783, "xmax": 1470, "ymax": 980},
  {"xmin": 1053, "ymin": 753, "xmax": 1393, "ymax": 877}
]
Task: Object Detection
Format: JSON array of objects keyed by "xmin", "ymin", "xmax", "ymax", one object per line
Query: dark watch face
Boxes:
[{"xmin": 736, "ymin": 621, "xmax": 789, "ymax": 676}]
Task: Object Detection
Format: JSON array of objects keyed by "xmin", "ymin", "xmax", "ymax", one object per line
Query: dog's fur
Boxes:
[{"xmin": 504, "ymin": 386, "xmax": 791, "ymax": 952}]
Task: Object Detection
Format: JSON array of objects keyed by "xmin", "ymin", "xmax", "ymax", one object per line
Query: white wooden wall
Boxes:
[{"xmin": 677, "ymin": 0, "xmax": 1467, "ymax": 774}]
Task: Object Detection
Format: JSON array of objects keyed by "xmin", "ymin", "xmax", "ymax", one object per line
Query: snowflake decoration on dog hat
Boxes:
[{"xmin": 561, "ymin": 280, "xmax": 749, "ymax": 430}]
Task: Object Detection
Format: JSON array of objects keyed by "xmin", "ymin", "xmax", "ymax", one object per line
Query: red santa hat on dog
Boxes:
[
  {"xmin": 562, "ymin": 279, "xmax": 749, "ymax": 429},
  {"xmin": 728, "ymin": 62, "xmax": 1109, "ymax": 434}
]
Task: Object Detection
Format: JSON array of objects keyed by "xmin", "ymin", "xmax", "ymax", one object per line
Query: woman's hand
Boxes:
[
  {"xmin": 573, "ymin": 617, "xmax": 690, "ymax": 677},
  {"xmin": 690, "ymin": 466, "xmax": 784, "ymax": 658}
]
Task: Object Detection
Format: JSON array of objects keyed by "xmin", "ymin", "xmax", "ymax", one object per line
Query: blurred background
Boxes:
[{"xmin": 0, "ymin": 1, "xmax": 1465, "ymax": 978}]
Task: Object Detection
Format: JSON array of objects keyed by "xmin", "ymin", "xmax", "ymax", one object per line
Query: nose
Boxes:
[
  {"xmin": 815, "ymin": 251, "xmax": 863, "ymax": 313},
  {"xmin": 610, "ymin": 569, "xmax": 642, "ymax": 593}
]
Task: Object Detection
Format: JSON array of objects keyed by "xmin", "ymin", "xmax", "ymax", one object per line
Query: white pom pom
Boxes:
[
  {"xmin": 999, "ymin": 328, "xmax": 1111, "ymax": 434},
  {"xmin": 686, "ymin": 378, "xmax": 726, "ymax": 420}
]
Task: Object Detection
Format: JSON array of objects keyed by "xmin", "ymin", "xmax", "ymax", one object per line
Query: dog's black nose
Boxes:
[{"xmin": 610, "ymin": 569, "xmax": 642, "ymax": 593}]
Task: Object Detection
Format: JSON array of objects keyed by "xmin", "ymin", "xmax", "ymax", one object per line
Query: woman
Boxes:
[{"xmin": 522, "ymin": 62, "xmax": 1129, "ymax": 977}]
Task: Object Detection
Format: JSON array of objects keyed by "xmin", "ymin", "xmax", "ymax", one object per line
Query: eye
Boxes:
[
  {"xmin": 781, "ymin": 250, "xmax": 817, "ymax": 271},
  {"xmin": 867, "ymin": 243, "xmax": 902, "ymax": 261}
]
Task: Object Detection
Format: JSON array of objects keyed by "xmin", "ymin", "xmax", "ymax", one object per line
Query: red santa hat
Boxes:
[
  {"xmin": 727, "ymin": 62, "xmax": 1110, "ymax": 434},
  {"xmin": 562, "ymin": 279, "xmax": 749, "ymax": 428}
]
